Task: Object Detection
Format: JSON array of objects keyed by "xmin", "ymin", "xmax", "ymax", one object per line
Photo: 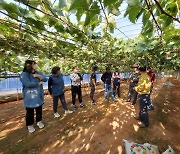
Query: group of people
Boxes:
[{"xmin": 20, "ymin": 60, "xmax": 155, "ymax": 133}]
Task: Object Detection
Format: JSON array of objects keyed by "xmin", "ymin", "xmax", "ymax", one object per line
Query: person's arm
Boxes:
[
  {"xmin": 20, "ymin": 72, "xmax": 39, "ymax": 88},
  {"xmin": 129, "ymin": 73, "xmax": 133, "ymax": 83},
  {"xmin": 33, "ymin": 72, "xmax": 47, "ymax": 82},
  {"xmin": 151, "ymin": 73, "xmax": 155, "ymax": 86},
  {"xmin": 112, "ymin": 73, "xmax": 115, "ymax": 81},
  {"xmin": 78, "ymin": 73, "xmax": 83, "ymax": 81},
  {"xmin": 40, "ymin": 73, "xmax": 48, "ymax": 82},
  {"xmin": 92, "ymin": 76, "xmax": 96, "ymax": 86},
  {"xmin": 48, "ymin": 77, "xmax": 53, "ymax": 95},
  {"xmin": 101, "ymin": 73, "xmax": 105, "ymax": 83}
]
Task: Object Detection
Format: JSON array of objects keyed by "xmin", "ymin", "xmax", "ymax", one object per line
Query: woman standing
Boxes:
[
  {"xmin": 112, "ymin": 68, "xmax": 121, "ymax": 98},
  {"xmin": 20, "ymin": 60, "xmax": 47, "ymax": 133},
  {"xmin": 48, "ymin": 66, "xmax": 73, "ymax": 118}
]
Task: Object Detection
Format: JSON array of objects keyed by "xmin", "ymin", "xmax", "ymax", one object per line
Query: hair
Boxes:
[
  {"xmin": 147, "ymin": 66, "xmax": 151, "ymax": 70},
  {"xmin": 72, "ymin": 66, "xmax": 77, "ymax": 71},
  {"xmin": 51, "ymin": 66, "xmax": 60, "ymax": 74},
  {"xmin": 92, "ymin": 65, "xmax": 98, "ymax": 72},
  {"xmin": 23, "ymin": 60, "xmax": 36, "ymax": 73},
  {"xmin": 106, "ymin": 67, "xmax": 110, "ymax": 71},
  {"xmin": 131, "ymin": 64, "xmax": 139, "ymax": 68},
  {"xmin": 139, "ymin": 66, "xmax": 147, "ymax": 72},
  {"xmin": 115, "ymin": 68, "xmax": 119, "ymax": 71}
]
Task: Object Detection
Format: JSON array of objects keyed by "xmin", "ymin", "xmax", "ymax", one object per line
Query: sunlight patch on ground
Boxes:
[
  {"xmin": 110, "ymin": 121, "xmax": 120, "ymax": 130},
  {"xmin": 160, "ymin": 122, "xmax": 166, "ymax": 129},
  {"xmin": 117, "ymin": 145, "xmax": 123, "ymax": 153},
  {"xmin": 133, "ymin": 124, "xmax": 139, "ymax": 132},
  {"xmin": 0, "ymin": 119, "xmax": 24, "ymax": 139}
]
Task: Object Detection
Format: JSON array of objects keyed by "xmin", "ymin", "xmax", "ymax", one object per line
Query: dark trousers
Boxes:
[
  {"xmin": 26, "ymin": 105, "xmax": 42, "ymax": 126},
  {"xmin": 53, "ymin": 93, "xmax": 68, "ymax": 113},
  {"xmin": 71, "ymin": 85, "xmax": 82, "ymax": 105},
  {"xmin": 90, "ymin": 84, "xmax": 95, "ymax": 101},
  {"xmin": 138, "ymin": 94, "xmax": 149, "ymax": 126},
  {"xmin": 127, "ymin": 84, "xmax": 138, "ymax": 104},
  {"xmin": 147, "ymin": 87, "xmax": 154, "ymax": 107},
  {"xmin": 113, "ymin": 83, "xmax": 120, "ymax": 97}
]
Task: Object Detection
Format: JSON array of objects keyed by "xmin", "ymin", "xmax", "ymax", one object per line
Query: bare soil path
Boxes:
[{"xmin": 0, "ymin": 78, "xmax": 179, "ymax": 154}]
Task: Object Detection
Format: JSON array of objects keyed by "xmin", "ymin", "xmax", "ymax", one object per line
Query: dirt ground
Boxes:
[{"xmin": 0, "ymin": 77, "xmax": 179, "ymax": 154}]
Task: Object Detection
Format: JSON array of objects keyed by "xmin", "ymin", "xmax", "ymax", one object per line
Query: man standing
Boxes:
[
  {"xmin": 134, "ymin": 66, "xmax": 152, "ymax": 128},
  {"xmin": 101, "ymin": 67, "xmax": 115, "ymax": 102},
  {"xmin": 89, "ymin": 65, "xmax": 98, "ymax": 105},
  {"xmin": 70, "ymin": 66, "xmax": 85, "ymax": 109},
  {"xmin": 126, "ymin": 64, "xmax": 140, "ymax": 105},
  {"xmin": 147, "ymin": 66, "xmax": 155, "ymax": 110}
]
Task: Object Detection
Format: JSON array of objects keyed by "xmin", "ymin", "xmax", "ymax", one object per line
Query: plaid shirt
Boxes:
[{"xmin": 70, "ymin": 73, "xmax": 82, "ymax": 86}]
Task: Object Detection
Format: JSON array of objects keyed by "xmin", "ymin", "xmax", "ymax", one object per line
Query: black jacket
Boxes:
[{"xmin": 101, "ymin": 72, "xmax": 112, "ymax": 85}]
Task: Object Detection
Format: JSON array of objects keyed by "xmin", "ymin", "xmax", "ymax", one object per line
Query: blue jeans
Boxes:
[{"xmin": 104, "ymin": 84, "xmax": 114, "ymax": 101}]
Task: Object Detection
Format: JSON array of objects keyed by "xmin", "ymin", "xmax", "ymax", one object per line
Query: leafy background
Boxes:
[{"xmin": 0, "ymin": 0, "xmax": 179, "ymax": 74}]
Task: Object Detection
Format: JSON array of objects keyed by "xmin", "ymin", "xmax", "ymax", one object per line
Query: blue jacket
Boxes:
[
  {"xmin": 48, "ymin": 74, "xmax": 65, "ymax": 96},
  {"xmin": 20, "ymin": 71, "xmax": 47, "ymax": 108}
]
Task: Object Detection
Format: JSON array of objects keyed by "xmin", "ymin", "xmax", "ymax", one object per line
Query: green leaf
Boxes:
[
  {"xmin": 48, "ymin": 17, "xmax": 57, "ymax": 27},
  {"xmin": 70, "ymin": 0, "xmax": 89, "ymax": 10},
  {"xmin": 108, "ymin": 23, "xmax": 115, "ymax": 33},
  {"xmin": 84, "ymin": 12, "xmax": 90, "ymax": 26},
  {"xmin": 55, "ymin": 23, "xmax": 65, "ymax": 32},
  {"xmin": 2, "ymin": 2, "xmax": 23, "ymax": 18},
  {"xmin": 0, "ymin": 0, "xmax": 4, "ymax": 10},
  {"xmin": 127, "ymin": 0, "xmax": 140, "ymax": 6},
  {"xmin": 59, "ymin": 0, "xmax": 66, "ymax": 8},
  {"xmin": 142, "ymin": 11, "xmax": 151, "ymax": 26},
  {"xmin": 124, "ymin": 5, "xmax": 141, "ymax": 23},
  {"xmin": 52, "ymin": 8, "xmax": 64, "ymax": 16},
  {"xmin": 25, "ymin": 18, "xmax": 45, "ymax": 30},
  {"xmin": 76, "ymin": 9, "xmax": 85, "ymax": 21},
  {"xmin": 89, "ymin": 2, "xmax": 100, "ymax": 17},
  {"xmin": 159, "ymin": 15, "xmax": 173, "ymax": 28},
  {"xmin": 104, "ymin": 0, "xmax": 118, "ymax": 7},
  {"xmin": 142, "ymin": 21, "xmax": 153, "ymax": 37}
]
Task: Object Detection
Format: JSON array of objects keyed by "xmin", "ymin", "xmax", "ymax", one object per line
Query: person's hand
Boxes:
[
  {"xmin": 33, "ymin": 74, "xmax": 43, "ymax": 80},
  {"xmin": 39, "ymin": 81, "xmax": 43, "ymax": 86},
  {"xmin": 33, "ymin": 74, "xmax": 40, "ymax": 78}
]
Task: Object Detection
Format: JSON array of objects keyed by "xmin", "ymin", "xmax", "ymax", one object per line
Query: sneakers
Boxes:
[
  {"xmin": 65, "ymin": 110, "xmax": 73, "ymax": 114},
  {"xmin": 91, "ymin": 100, "xmax": 96, "ymax": 105},
  {"xmin": 80, "ymin": 103, "xmax": 86, "ymax": 108},
  {"xmin": 91, "ymin": 102, "xmax": 96, "ymax": 105},
  {"xmin": 27, "ymin": 122, "xmax": 44, "ymax": 133},
  {"xmin": 37, "ymin": 121, "xmax": 45, "ymax": 129},
  {"xmin": 27, "ymin": 125, "xmax": 35, "ymax": 133},
  {"xmin": 139, "ymin": 123, "xmax": 148, "ymax": 128},
  {"xmin": 72, "ymin": 105, "xmax": 77, "ymax": 110},
  {"xmin": 54, "ymin": 112, "xmax": 60, "ymax": 118},
  {"xmin": 148, "ymin": 105, "xmax": 154, "ymax": 111}
]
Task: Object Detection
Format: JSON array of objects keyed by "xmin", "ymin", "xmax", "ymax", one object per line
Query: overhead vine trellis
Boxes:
[{"xmin": 0, "ymin": 0, "xmax": 179, "ymax": 74}]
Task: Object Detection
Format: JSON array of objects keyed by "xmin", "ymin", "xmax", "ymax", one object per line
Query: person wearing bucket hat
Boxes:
[{"xmin": 126, "ymin": 64, "xmax": 140, "ymax": 105}]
